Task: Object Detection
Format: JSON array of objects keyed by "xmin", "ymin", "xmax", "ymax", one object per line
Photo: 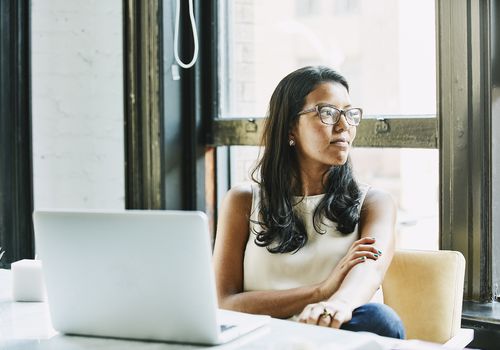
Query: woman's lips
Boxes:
[{"xmin": 330, "ymin": 139, "xmax": 349, "ymax": 147}]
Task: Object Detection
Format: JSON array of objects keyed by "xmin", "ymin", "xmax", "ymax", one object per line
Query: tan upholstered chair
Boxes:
[{"xmin": 382, "ymin": 250, "xmax": 474, "ymax": 347}]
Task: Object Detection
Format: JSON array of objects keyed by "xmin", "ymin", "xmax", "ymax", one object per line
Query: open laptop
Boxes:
[{"xmin": 33, "ymin": 210, "xmax": 270, "ymax": 345}]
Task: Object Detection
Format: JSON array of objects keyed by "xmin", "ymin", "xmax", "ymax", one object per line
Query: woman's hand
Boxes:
[
  {"xmin": 297, "ymin": 298, "xmax": 353, "ymax": 328},
  {"xmin": 319, "ymin": 237, "xmax": 381, "ymax": 299}
]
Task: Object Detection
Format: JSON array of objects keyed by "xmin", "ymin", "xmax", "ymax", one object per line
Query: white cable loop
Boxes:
[{"xmin": 174, "ymin": 0, "xmax": 199, "ymax": 69}]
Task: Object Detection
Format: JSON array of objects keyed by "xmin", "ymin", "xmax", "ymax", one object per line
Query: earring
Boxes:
[{"xmin": 289, "ymin": 139, "xmax": 295, "ymax": 146}]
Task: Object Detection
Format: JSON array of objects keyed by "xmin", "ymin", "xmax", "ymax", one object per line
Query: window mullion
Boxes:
[
  {"xmin": 211, "ymin": 117, "xmax": 438, "ymax": 148},
  {"xmin": 437, "ymin": 0, "xmax": 492, "ymax": 302}
]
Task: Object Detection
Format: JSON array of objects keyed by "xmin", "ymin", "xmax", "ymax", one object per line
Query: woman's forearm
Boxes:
[
  {"xmin": 219, "ymin": 283, "xmax": 327, "ymax": 319},
  {"xmin": 329, "ymin": 261, "xmax": 383, "ymax": 309}
]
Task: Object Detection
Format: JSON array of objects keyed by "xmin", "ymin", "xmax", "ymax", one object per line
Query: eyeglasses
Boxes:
[{"xmin": 297, "ymin": 104, "xmax": 363, "ymax": 126}]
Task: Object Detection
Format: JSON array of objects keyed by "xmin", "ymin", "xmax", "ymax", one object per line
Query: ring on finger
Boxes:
[{"xmin": 320, "ymin": 308, "xmax": 334, "ymax": 319}]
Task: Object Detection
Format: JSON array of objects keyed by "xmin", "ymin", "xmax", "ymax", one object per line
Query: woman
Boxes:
[{"xmin": 213, "ymin": 66, "xmax": 405, "ymax": 339}]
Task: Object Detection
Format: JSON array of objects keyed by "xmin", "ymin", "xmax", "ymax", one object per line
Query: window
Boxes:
[{"xmin": 219, "ymin": 0, "xmax": 435, "ymax": 117}]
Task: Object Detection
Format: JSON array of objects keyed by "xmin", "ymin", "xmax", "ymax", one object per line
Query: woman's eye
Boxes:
[{"xmin": 320, "ymin": 107, "xmax": 336, "ymax": 117}]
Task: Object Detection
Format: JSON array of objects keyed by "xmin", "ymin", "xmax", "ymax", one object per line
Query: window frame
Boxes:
[
  {"xmin": 437, "ymin": 0, "xmax": 492, "ymax": 302},
  {"xmin": 0, "ymin": 0, "xmax": 34, "ymax": 267},
  {"xmin": 210, "ymin": 117, "xmax": 437, "ymax": 148},
  {"xmin": 123, "ymin": 0, "xmax": 165, "ymax": 210}
]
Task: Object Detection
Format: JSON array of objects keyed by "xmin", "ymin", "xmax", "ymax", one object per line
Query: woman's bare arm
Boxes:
[
  {"xmin": 213, "ymin": 184, "xmax": 376, "ymax": 318},
  {"xmin": 330, "ymin": 188, "xmax": 396, "ymax": 306},
  {"xmin": 213, "ymin": 184, "xmax": 325, "ymax": 318}
]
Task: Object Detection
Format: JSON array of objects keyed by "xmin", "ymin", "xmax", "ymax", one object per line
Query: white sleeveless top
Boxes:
[{"xmin": 243, "ymin": 182, "xmax": 383, "ymax": 303}]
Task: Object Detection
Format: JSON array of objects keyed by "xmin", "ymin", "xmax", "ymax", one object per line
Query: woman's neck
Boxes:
[{"xmin": 295, "ymin": 164, "xmax": 329, "ymax": 196}]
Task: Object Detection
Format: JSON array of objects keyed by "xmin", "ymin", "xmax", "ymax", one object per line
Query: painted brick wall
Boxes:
[{"xmin": 31, "ymin": 0, "xmax": 125, "ymax": 209}]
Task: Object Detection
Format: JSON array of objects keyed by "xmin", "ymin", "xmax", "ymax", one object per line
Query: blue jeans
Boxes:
[{"xmin": 340, "ymin": 303, "xmax": 406, "ymax": 339}]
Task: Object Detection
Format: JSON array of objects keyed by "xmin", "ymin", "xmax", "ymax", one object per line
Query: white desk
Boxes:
[{"xmin": 0, "ymin": 270, "xmax": 460, "ymax": 350}]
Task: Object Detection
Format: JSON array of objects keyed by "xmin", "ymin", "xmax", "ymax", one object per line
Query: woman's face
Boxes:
[{"xmin": 290, "ymin": 82, "xmax": 357, "ymax": 172}]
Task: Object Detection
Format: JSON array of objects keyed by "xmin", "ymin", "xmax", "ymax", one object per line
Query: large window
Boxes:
[
  {"xmin": 220, "ymin": 0, "xmax": 436, "ymax": 117},
  {"xmin": 216, "ymin": 0, "xmax": 439, "ymax": 250}
]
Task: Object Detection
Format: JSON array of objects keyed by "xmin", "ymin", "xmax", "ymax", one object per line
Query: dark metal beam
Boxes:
[
  {"xmin": 0, "ymin": 0, "xmax": 34, "ymax": 267},
  {"xmin": 123, "ymin": 0, "xmax": 164, "ymax": 210},
  {"xmin": 437, "ymin": 0, "xmax": 492, "ymax": 301},
  {"xmin": 211, "ymin": 117, "xmax": 438, "ymax": 148}
]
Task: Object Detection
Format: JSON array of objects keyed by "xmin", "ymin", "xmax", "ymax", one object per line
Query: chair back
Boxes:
[{"xmin": 382, "ymin": 250, "xmax": 465, "ymax": 343}]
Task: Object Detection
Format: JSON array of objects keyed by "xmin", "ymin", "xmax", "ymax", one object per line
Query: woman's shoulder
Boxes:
[
  {"xmin": 227, "ymin": 182, "xmax": 254, "ymax": 196},
  {"xmin": 357, "ymin": 181, "xmax": 371, "ymax": 194},
  {"xmin": 223, "ymin": 182, "xmax": 255, "ymax": 210},
  {"xmin": 361, "ymin": 186, "xmax": 396, "ymax": 212}
]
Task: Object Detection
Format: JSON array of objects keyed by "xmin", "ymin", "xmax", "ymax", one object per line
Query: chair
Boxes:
[{"xmin": 382, "ymin": 250, "xmax": 474, "ymax": 347}]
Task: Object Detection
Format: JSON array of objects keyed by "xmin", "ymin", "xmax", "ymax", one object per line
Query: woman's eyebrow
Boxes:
[{"xmin": 317, "ymin": 102, "xmax": 353, "ymax": 108}]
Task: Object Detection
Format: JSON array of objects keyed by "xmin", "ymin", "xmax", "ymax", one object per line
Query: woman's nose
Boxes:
[{"xmin": 333, "ymin": 114, "xmax": 350, "ymax": 132}]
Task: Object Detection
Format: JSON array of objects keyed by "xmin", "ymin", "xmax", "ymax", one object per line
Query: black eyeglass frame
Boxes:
[{"xmin": 297, "ymin": 104, "xmax": 363, "ymax": 126}]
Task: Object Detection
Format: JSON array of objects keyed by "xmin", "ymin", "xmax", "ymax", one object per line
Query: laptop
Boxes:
[{"xmin": 33, "ymin": 210, "xmax": 270, "ymax": 344}]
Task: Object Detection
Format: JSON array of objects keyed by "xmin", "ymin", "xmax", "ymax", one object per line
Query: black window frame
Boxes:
[{"xmin": 0, "ymin": 0, "xmax": 34, "ymax": 267}]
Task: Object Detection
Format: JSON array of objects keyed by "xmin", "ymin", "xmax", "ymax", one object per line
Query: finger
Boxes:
[
  {"xmin": 348, "ymin": 238, "xmax": 376, "ymax": 253},
  {"xmin": 354, "ymin": 244, "xmax": 381, "ymax": 254},
  {"xmin": 352, "ymin": 251, "xmax": 380, "ymax": 261},
  {"xmin": 317, "ymin": 309, "xmax": 332, "ymax": 327},
  {"xmin": 329, "ymin": 311, "xmax": 347, "ymax": 329},
  {"xmin": 297, "ymin": 304, "xmax": 313, "ymax": 323},
  {"xmin": 347, "ymin": 246, "xmax": 377, "ymax": 258},
  {"xmin": 306, "ymin": 306, "xmax": 323, "ymax": 325},
  {"xmin": 298, "ymin": 304, "xmax": 321, "ymax": 324},
  {"xmin": 340, "ymin": 254, "xmax": 382, "ymax": 275},
  {"xmin": 297, "ymin": 305, "xmax": 313, "ymax": 323},
  {"xmin": 353, "ymin": 237, "xmax": 376, "ymax": 246},
  {"xmin": 364, "ymin": 246, "xmax": 383, "ymax": 256},
  {"xmin": 344, "ymin": 256, "xmax": 367, "ymax": 269}
]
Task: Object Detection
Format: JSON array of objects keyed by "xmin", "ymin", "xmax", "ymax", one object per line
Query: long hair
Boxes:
[{"xmin": 251, "ymin": 66, "xmax": 361, "ymax": 254}]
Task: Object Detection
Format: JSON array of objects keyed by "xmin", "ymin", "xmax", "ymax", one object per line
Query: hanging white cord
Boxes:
[{"xmin": 174, "ymin": 0, "xmax": 199, "ymax": 69}]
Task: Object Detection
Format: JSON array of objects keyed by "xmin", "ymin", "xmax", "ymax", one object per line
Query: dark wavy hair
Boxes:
[{"xmin": 251, "ymin": 66, "xmax": 361, "ymax": 254}]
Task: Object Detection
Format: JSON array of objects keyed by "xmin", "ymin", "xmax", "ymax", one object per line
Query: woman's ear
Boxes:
[
  {"xmin": 288, "ymin": 129, "xmax": 296, "ymax": 147},
  {"xmin": 288, "ymin": 123, "xmax": 297, "ymax": 140}
]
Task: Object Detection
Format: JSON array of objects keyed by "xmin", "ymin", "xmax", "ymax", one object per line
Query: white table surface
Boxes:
[{"xmin": 0, "ymin": 269, "xmax": 456, "ymax": 350}]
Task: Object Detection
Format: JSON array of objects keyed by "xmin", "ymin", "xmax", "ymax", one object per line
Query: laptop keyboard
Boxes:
[{"xmin": 220, "ymin": 324, "xmax": 236, "ymax": 332}]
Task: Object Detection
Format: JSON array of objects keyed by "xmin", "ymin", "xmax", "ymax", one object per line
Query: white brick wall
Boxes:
[{"xmin": 31, "ymin": 0, "xmax": 125, "ymax": 209}]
